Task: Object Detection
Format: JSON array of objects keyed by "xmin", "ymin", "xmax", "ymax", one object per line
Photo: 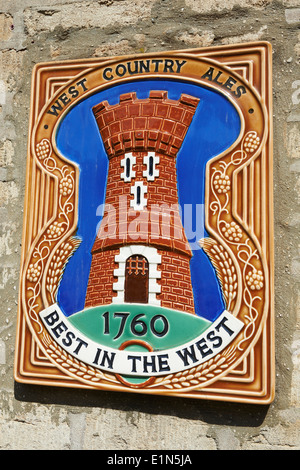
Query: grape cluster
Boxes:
[
  {"xmin": 243, "ymin": 133, "xmax": 260, "ymax": 153},
  {"xmin": 59, "ymin": 176, "xmax": 73, "ymax": 196},
  {"xmin": 27, "ymin": 263, "xmax": 41, "ymax": 283},
  {"xmin": 36, "ymin": 139, "xmax": 51, "ymax": 160},
  {"xmin": 46, "ymin": 221, "xmax": 64, "ymax": 239},
  {"xmin": 213, "ymin": 174, "xmax": 231, "ymax": 194},
  {"xmin": 246, "ymin": 267, "xmax": 264, "ymax": 291},
  {"xmin": 221, "ymin": 221, "xmax": 243, "ymax": 242}
]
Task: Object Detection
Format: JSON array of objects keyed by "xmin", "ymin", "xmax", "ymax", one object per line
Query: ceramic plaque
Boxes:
[{"xmin": 15, "ymin": 42, "xmax": 274, "ymax": 404}]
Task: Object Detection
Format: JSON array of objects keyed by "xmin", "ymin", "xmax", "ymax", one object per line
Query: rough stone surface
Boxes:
[{"xmin": 0, "ymin": 0, "xmax": 299, "ymax": 451}]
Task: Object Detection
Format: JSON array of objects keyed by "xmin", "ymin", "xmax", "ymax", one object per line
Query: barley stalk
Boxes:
[
  {"xmin": 199, "ymin": 239, "xmax": 238, "ymax": 311},
  {"xmin": 43, "ymin": 336, "xmax": 119, "ymax": 385},
  {"xmin": 151, "ymin": 347, "xmax": 237, "ymax": 390},
  {"xmin": 46, "ymin": 237, "xmax": 81, "ymax": 301}
]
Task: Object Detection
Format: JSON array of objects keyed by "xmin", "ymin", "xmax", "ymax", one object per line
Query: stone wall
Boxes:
[{"xmin": 0, "ymin": 0, "xmax": 299, "ymax": 450}]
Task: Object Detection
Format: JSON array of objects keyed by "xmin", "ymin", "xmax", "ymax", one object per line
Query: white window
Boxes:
[
  {"xmin": 143, "ymin": 152, "xmax": 159, "ymax": 181},
  {"xmin": 130, "ymin": 181, "xmax": 147, "ymax": 210},
  {"xmin": 121, "ymin": 152, "xmax": 136, "ymax": 182}
]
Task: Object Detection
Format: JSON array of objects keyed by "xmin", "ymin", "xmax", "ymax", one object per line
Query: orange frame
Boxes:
[{"xmin": 14, "ymin": 42, "xmax": 274, "ymax": 404}]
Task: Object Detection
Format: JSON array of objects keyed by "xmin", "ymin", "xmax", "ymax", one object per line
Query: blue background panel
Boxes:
[{"xmin": 55, "ymin": 79, "xmax": 241, "ymax": 321}]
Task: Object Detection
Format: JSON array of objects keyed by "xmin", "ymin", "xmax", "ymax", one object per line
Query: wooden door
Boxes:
[{"xmin": 124, "ymin": 255, "xmax": 149, "ymax": 303}]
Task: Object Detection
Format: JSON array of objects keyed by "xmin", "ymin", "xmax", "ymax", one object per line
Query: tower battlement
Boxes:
[{"xmin": 92, "ymin": 91, "xmax": 199, "ymax": 159}]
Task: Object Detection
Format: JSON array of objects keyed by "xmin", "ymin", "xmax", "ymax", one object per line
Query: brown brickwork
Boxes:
[
  {"xmin": 157, "ymin": 250, "xmax": 195, "ymax": 314},
  {"xmin": 85, "ymin": 248, "xmax": 119, "ymax": 307},
  {"xmin": 85, "ymin": 90, "xmax": 199, "ymax": 312},
  {"xmin": 91, "ymin": 151, "xmax": 191, "ymax": 255}
]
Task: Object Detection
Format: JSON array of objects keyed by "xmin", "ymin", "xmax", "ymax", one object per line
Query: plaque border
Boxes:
[{"xmin": 14, "ymin": 42, "xmax": 274, "ymax": 404}]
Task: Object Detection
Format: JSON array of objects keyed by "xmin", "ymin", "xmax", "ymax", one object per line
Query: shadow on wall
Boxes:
[{"xmin": 14, "ymin": 380, "xmax": 269, "ymax": 427}]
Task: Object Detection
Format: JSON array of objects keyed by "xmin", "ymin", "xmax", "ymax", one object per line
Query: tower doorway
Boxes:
[{"xmin": 124, "ymin": 255, "xmax": 149, "ymax": 303}]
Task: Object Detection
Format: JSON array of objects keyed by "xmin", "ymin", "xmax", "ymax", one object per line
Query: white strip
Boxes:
[{"xmin": 39, "ymin": 304, "xmax": 244, "ymax": 377}]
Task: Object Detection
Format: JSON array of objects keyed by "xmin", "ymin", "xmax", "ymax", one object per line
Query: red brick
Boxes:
[
  {"xmin": 103, "ymin": 110, "xmax": 115, "ymax": 124},
  {"xmin": 162, "ymin": 119, "xmax": 175, "ymax": 133},
  {"xmin": 101, "ymin": 126, "xmax": 110, "ymax": 140},
  {"xmin": 134, "ymin": 117, "xmax": 147, "ymax": 129},
  {"xmin": 179, "ymin": 94, "xmax": 199, "ymax": 108},
  {"xmin": 156, "ymin": 103, "xmax": 169, "ymax": 117},
  {"xmin": 182, "ymin": 110, "xmax": 195, "ymax": 126},
  {"xmin": 148, "ymin": 130, "xmax": 159, "ymax": 140},
  {"xmin": 128, "ymin": 103, "xmax": 140, "ymax": 116},
  {"xmin": 142, "ymin": 103, "xmax": 155, "ymax": 116},
  {"xmin": 149, "ymin": 90, "xmax": 168, "ymax": 100},
  {"xmin": 114, "ymin": 106, "xmax": 128, "ymax": 120},
  {"xmin": 174, "ymin": 122, "xmax": 186, "ymax": 138},
  {"xmin": 120, "ymin": 92, "xmax": 136, "ymax": 102},
  {"xmin": 148, "ymin": 117, "xmax": 162, "ymax": 130},
  {"xmin": 169, "ymin": 106, "xmax": 184, "ymax": 121}
]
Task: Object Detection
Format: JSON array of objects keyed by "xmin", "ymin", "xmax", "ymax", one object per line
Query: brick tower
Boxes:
[{"xmin": 85, "ymin": 90, "xmax": 199, "ymax": 314}]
